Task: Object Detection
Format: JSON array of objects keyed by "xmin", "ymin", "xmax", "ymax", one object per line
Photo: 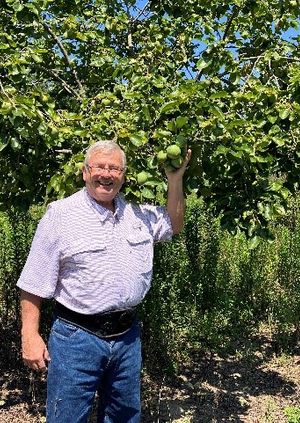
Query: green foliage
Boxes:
[
  {"xmin": 2, "ymin": 194, "xmax": 300, "ymax": 370},
  {"xmin": 141, "ymin": 194, "xmax": 300, "ymax": 366},
  {"xmin": 0, "ymin": 207, "xmax": 44, "ymax": 322},
  {"xmin": 285, "ymin": 406, "xmax": 300, "ymax": 423},
  {"xmin": 0, "ymin": 0, "xmax": 300, "ymax": 237}
]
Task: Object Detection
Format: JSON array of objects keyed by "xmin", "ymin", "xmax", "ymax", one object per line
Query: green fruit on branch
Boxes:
[
  {"xmin": 171, "ymin": 156, "xmax": 183, "ymax": 169},
  {"xmin": 102, "ymin": 98, "xmax": 111, "ymax": 106},
  {"xmin": 157, "ymin": 150, "xmax": 168, "ymax": 163},
  {"xmin": 166, "ymin": 144, "xmax": 181, "ymax": 159},
  {"xmin": 137, "ymin": 171, "xmax": 148, "ymax": 185}
]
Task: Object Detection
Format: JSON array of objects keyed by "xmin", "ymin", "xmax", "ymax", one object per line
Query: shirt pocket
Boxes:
[
  {"xmin": 126, "ymin": 231, "xmax": 153, "ymax": 272},
  {"xmin": 63, "ymin": 240, "xmax": 107, "ymax": 270}
]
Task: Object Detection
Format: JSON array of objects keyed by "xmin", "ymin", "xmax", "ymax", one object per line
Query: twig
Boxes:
[
  {"xmin": 223, "ymin": 5, "xmax": 240, "ymax": 41},
  {"xmin": 42, "ymin": 21, "xmax": 84, "ymax": 95},
  {"xmin": 0, "ymin": 79, "xmax": 14, "ymax": 104},
  {"xmin": 240, "ymin": 55, "xmax": 300, "ymax": 63},
  {"xmin": 242, "ymin": 54, "xmax": 264, "ymax": 91},
  {"xmin": 37, "ymin": 65, "xmax": 82, "ymax": 99},
  {"xmin": 196, "ymin": 6, "xmax": 241, "ymax": 81},
  {"xmin": 131, "ymin": 0, "xmax": 151, "ymax": 23},
  {"xmin": 55, "ymin": 149, "xmax": 72, "ymax": 154}
]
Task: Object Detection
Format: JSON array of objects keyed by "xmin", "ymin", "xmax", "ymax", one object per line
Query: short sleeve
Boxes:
[
  {"xmin": 17, "ymin": 204, "xmax": 61, "ymax": 298},
  {"xmin": 140, "ymin": 204, "xmax": 173, "ymax": 243}
]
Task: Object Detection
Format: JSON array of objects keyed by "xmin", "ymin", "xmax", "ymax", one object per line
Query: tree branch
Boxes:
[
  {"xmin": 0, "ymin": 78, "xmax": 14, "ymax": 104},
  {"xmin": 223, "ymin": 5, "xmax": 241, "ymax": 41},
  {"xmin": 42, "ymin": 21, "xmax": 84, "ymax": 95},
  {"xmin": 195, "ymin": 6, "xmax": 241, "ymax": 81},
  {"xmin": 36, "ymin": 65, "xmax": 82, "ymax": 100},
  {"xmin": 131, "ymin": 0, "xmax": 151, "ymax": 23},
  {"xmin": 241, "ymin": 54, "xmax": 264, "ymax": 91}
]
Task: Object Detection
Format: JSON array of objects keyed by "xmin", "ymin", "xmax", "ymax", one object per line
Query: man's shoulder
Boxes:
[
  {"xmin": 49, "ymin": 190, "xmax": 84, "ymax": 209},
  {"xmin": 121, "ymin": 196, "xmax": 166, "ymax": 221}
]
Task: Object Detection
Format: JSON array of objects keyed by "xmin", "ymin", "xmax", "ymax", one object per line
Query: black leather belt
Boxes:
[{"xmin": 54, "ymin": 302, "xmax": 137, "ymax": 339}]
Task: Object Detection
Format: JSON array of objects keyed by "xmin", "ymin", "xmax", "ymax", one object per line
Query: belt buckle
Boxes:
[
  {"xmin": 102, "ymin": 321, "xmax": 114, "ymax": 335},
  {"xmin": 119, "ymin": 309, "xmax": 134, "ymax": 327}
]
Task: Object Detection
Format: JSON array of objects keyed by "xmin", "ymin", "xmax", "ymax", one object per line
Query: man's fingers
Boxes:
[
  {"xmin": 180, "ymin": 149, "xmax": 192, "ymax": 170},
  {"xmin": 184, "ymin": 148, "xmax": 192, "ymax": 163},
  {"xmin": 44, "ymin": 347, "xmax": 51, "ymax": 362},
  {"xmin": 23, "ymin": 358, "xmax": 47, "ymax": 372}
]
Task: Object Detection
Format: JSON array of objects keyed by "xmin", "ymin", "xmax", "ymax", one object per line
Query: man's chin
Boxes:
[{"xmin": 94, "ymin": 188, "xmax": 115, "ymax": 202}]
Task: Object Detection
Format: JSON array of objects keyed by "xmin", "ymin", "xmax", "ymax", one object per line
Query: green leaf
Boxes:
[
  {"xmin": 10, "ymin": 137, "xmax": 21, "ymax": 150},
  {"xmin": 210, "ymin": 91, "xmax": 229, "ymax": 99},
  {"xmin": 141, "ymin": 187, "xmax": 155, "ymax": 199},
  {"xmin": 175, "ymin": 116, "xmax": 188, "ymax": 129},
  {"xmin": 227, "ymin": 119, "xmax": 246, "ymax": 128},
  {"xmin": 0, "ymin": 138, "xmax": 9, "ymax": 152},
  {"xmin": 270, "ymin": 181, "xmax": 282, "ymax": 191},
  {"xmin": 267, "ymin": 115, "xmax": 277, "ymax": 124},
  {"xmin": 160, "ymin": 101, "xmax": 180, "ymax": 114},
  {"xmin": 274, "ymin": 205, "xmax": 286, "ymax": 216},
  {"xmin": 215, "ymin": 145, "xmax": 228, "ymax": 155},
  {"xmin": 248, "ymin": 236, "xmax": 260, "ymax": 250},
  {"xmin": 279, "ymin": 109, "xmax": 289, "ymax": 120},
  {"xmin": 273, "ymin": 137, "xmax": 286, "ymax": 147},
  {"xmin": 196, "ymin": 58, "xmax": 209, "ymax": 71},
  {"xmin": 209, "ymin": 106, "xmax": 225, "ymax": 120},
  {"xmin": 142, "ymin": 105, "xmax": 151, "ymax": 121},
  {"xmin": 130, "ymin": 132, "xmax": 148, "ymax": 147},
  {"xmin": 153, "ymin": 129, "xmax": 172, "ymax": 139}
]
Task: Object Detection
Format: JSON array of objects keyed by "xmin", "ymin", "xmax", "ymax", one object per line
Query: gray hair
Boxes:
[{"xmin": 84, "ymin": 140, "xmax": 126, "ymax": 169}]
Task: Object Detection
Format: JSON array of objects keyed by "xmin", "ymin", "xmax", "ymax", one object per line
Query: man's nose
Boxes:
[{"xmin": 98, "ymin": 166, "xmax": 111, "ymax": 176}]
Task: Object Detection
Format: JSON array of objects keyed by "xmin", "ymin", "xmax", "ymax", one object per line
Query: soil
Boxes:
[{"xmin": 1, "ymin": 325, "xmax": 299, "ymax": 423}]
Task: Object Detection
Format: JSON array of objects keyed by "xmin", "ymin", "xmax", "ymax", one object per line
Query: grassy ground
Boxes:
[{"xmin": 1, "ymin": 325, "xmax": 299, "ymax": 423}]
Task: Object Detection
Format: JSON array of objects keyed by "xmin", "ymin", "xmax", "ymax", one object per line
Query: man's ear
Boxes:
[{"xmin": 82, "ymin": 165, "xmax": 88, "ymax": 182}]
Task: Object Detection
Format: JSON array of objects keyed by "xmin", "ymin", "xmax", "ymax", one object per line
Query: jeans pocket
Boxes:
[{"xmin": 51, "ymin": 318, "xmax": 80, "ymax": 339}]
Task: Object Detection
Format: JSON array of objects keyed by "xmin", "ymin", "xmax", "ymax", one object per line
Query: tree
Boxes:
[{"xmin": 0, "ymin": 0, "xmax": 300, "ymax": 242}]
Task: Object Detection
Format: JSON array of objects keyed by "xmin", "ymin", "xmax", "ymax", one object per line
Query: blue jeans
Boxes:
[{"xmin": 46, "ymin": 318, "xmax": 142, "ymax": 423}]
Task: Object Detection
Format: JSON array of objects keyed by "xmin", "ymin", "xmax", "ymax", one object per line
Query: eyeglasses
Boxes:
[{"xmin": 87, "ymin": 164, "xmax": 125, "ymax": 176}]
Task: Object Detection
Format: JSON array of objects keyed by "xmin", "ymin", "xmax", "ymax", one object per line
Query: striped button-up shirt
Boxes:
[{"xmin": 17, "ymin": 188, "xmax": 173, "ymax": 314}]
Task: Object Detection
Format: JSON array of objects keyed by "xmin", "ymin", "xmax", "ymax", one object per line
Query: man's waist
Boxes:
[{"xmin": 54, "ymin": 302, "xmax": 137, "ymax": 338}]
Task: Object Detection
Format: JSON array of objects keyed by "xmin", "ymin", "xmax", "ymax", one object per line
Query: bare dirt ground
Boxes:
[{"xmin": 1, "ymin": 324, "xmax": 299, "ymax": 423}]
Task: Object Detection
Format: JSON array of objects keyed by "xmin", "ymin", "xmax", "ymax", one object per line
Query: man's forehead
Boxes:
[{"xmin": 90, "ymin": 150, "xmax": 122, "ymax": 161}]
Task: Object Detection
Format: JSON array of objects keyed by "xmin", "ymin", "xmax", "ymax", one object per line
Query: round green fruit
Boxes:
[
  {"xmin": 102, "ymin": 98, "xmax": 111, "ymax": 106},
  {"xmin": 166, "ymin": 144, "xmax": 181, "ymax": 159},
  {"xmin": 171, "ymin": 156, "xmax": 183, "ymax": 169},
  {"xmin": 164, "ymin": 163, "xmax": 176, "ymax": 172},
  {"xmin": 157, "ymin": 150, "xmax": 168, "ymax": 163},
  {"xmin": 137, "ymin": 171, "xmax": 148, "ymax": 185}
]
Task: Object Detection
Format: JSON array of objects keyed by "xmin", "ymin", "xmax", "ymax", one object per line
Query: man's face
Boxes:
[{"xmin": 82, "ymin": 150, "xmax": 125, "ymax": 208}]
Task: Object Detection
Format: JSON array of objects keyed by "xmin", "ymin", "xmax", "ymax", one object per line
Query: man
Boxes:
[{"xmin": 17, "ymin": 140, "xmax": 191, "ymax": 423}]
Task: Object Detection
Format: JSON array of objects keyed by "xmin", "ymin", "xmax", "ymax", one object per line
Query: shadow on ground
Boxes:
[
  {"xmin": 1, "ymin": 324, "xmax": 299, "ymax": 422},
  {"xmin": 141, "ymin": 334, "xmax": 300, "ymax": 422}
]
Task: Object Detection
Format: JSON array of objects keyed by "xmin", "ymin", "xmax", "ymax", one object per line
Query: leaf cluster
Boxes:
[{"xmin": 0, "ymin": 0, "xmax": 300, "ymax": 238}]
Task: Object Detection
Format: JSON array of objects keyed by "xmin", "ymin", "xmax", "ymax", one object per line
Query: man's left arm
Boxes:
[{"xmin": 166, "ymin": 149, "xmax": 192, "ymax": 235}]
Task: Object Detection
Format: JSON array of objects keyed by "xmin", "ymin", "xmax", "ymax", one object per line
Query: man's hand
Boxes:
[
  {"xmin": 166, "ymin": 149, "xmax": 192, "ymax": 235},
  {"xmin": 165, "ymin": 148, "xmax": 192, "ymax": 180},
  {"xmin": 20, "ymin": 290, "xmax": 50, "ymax": 372},
  {"xmin": 22, "ymin": 332, "xmax": 50, "ymax": 372}
]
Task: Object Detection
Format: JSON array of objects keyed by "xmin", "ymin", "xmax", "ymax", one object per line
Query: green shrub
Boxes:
[{"xmin": 2, "ymin": 195, "xmax": 300, "ymax": 370}]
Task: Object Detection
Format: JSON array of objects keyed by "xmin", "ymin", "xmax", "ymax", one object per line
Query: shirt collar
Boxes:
[{"xmin": 83, "ymin": 188, "xmax": 125, "ymax": 222}]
